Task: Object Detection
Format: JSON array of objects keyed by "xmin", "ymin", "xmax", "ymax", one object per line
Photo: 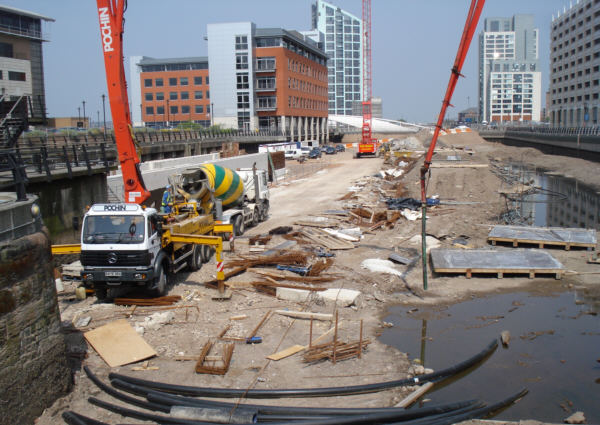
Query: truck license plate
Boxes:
[{"xmin": 105, "ymin": 271, "xmax": 122, "ymax": 277}]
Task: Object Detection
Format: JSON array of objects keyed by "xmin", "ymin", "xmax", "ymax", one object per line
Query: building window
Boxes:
[
  {"xmin": 169, "ymin": 92, "xmax": 178, "ymax": 100},
  {"xmin": 257, "ymin": 96, "xmax": 276, "ymax": 109},
  {"xmin": 256, "ymin": 57, "xmax": 275, "ymax": 71},
  {"xmin": 156, "ymin": 78, "xmax": 164, "ymax": 87},
  {"xmin": 206, "ymin": 105, "xmax": 210, "ymax": 113},
  {"xmin": 169, "ymin": 77, "xmax": 177, "ymax": 86},
  {"xmin": 8, "ymin": 71, "xmax": 26, "ymax": 81},
  {"xmin": 145, "ymin": 93, "xmax": 153, "ymax": 101},
  {"xmin": 195, "ymin": 105, "xmax": 204, "ymax": 113},
  {"xmin": 235, "ymin": 35, "xmax": 248, "ymax": 50},
  {"xmin": 170, "ymin": 105, "xmax": 178, "ymax": 114},
  {"xmin": 144, "ymin": 78, "xmax": 152, "ymax": 87},
  {"xmin": 0, "ymin": 42, "xmax": 13, "ymax": 58},
  {"xmin": 181, "ymin": 105, "xmax": 190, "ymax": 114},
  {"xmin": 206, "ymin": 90, "xmax": 210, "ymax": 99},
  {"xmin": 156, "ymin": 92, "xmax": 164, "ymax": 101},
  {"xmin": 181, "ymin": 91, "xmax": 189, "ymax": 100},
  {"xmin": 257, "ymin": 77, "xmax": 276, "ymax": 90},
  {"xmin": 194, "ymin": 91, "xmax": 203, "ymax": 100},
  {"xmin": 156, "ymin": 106, "xmax": 165, "ymax": 115},
  {"xmin": 180, "ymin": 77, "xmax": 188, "ymax": 85},
  {"xmin": 206, "ymin": 76, "xmax": 209, "ymax": 84},
  {"xmin": 194, "ymin": 76, "xmax": 202, "ymax": 85},
  {"xmin": 145, "ymin": 106, "xmax": 154, "ymax": 115},
  {"xmin": 237, "ymin": 92, "xmax": 250, "ymax": 109},
  {"xmin": 236, "ymin": 53, "xmax": 248, "ymax": 70},
  {"xmin": 237, "ymin": 73, "xmax": 249, "ymax": 89}
]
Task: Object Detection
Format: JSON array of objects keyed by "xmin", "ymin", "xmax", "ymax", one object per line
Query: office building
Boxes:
[
  {"xmin": 207, "ymin": 22, "xmax": 328, "ymax": 141},
  {"xmin": 311, "ymin": 0, "xmax": 363, "ymax": 116},
  {"xmin": 352, "ymin": 96, "xmax": 382, "ymax": 118},
  {"xmin": 0, "ymin": 5, "xmax": 53, "ymax": 122},
  {"xmin": 478, "ymin": 15, "xmax": 542, "ymax": 123},
  {"xmin": 132, "ymin": 56, "xmax": 211, "ymax": 128},
  {"xmin": 549, "ymin": 1, "xmax": 600, "ymax": 126}
]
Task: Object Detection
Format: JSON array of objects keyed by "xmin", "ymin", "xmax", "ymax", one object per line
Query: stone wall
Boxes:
[{"xmin": 0, "ymin": 227, "xmax": 71, "ymax": 425}]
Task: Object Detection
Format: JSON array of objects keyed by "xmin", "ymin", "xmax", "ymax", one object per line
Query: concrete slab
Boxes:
[{"xmin": 488, "ymin": 225, "xmax": 596, "ymax": 249}]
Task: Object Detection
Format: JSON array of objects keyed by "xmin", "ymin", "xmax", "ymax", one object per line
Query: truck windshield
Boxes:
[{"xmin": 82, "ymin": 215, "xmax": 145, "ymax": 244}]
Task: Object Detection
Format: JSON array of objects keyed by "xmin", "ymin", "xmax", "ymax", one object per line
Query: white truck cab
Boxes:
[{"xmin": 80, "ymin": 203, "xmax": 166, "ymax": 300}]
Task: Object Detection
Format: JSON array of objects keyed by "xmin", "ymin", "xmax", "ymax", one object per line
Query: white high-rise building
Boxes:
[
  {"xmin": 311, "ymin": 0, "xmax": 363, "ymax": 116},
  {"xmin": 549, "ymin": 1, "xmax": 600, "ymax": 126},
  {"xmin": 478, "ymin": 15, "xmax": 542, "ymax": 123}
]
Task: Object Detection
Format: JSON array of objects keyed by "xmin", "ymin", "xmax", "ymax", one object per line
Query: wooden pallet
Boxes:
[
  {"xmin": 489, "ymin": 237, "xmax": 595, "ymax": 251},
  {"xmin": 433, "ymin": 266, "xmax": 563, "ymax": 280},
  {"xmin": 300, "ymin": 228, "xmax": 355, "ymax": 250}
]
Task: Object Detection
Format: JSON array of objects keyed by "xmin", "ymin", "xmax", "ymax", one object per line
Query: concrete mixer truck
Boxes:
[{"xmin": 175, "ymin": 163, "xmax": 270, "ymax": 237}]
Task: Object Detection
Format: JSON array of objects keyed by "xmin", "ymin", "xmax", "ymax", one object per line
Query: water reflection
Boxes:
[{"xmin": 503, "ymin": 165, "xmax": 600, "ymax": 229}]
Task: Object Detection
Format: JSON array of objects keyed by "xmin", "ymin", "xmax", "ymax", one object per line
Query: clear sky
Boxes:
[{"xmin": 7, "ymin": 0, "xmax": 571, "ymax": 123}]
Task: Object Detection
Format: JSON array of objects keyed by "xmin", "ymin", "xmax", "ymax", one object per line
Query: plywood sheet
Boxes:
[
  {"xmin": 431, "ymin": 248, "xmax": 564, "ymax": 273},
  {"xmin": 267, "ymin": 344, "xmax": 305, "ymax": 361},
  {"xmin": 488, "ymin": 225, "xmax": 596, "ymax": 248},
  {"xmin": 300, "ymin": 227, "xmax": 355, "ymax": 250},
  {"xmin": 84, "ymin": 319, "xmax": 157, "ymax": 367}
]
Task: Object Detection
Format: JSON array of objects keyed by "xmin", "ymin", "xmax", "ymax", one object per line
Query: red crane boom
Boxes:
[{"xmin": 96, "ymin": 0, "xmax": 150, "ymax": 204}]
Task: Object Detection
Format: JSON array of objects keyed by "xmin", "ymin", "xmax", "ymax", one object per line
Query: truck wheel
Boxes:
[
  {"xmin": 201, "ymin": 244, "xmax": 212, "ymax": 263},
  {"xmin": 188, "ymin": 245, "xmax": 203, "ymax": 271},
  {"xmin": 95, "ymin": 285, "xmax": 108, "ymax": 301},
  {"xmin": 154, "ymin": 265, "xmax": 168, "ymax": 297},
  {"xmin": 233, "ymin": 215, "xmax": 245, "ymax": 236},
  {"xmin": 252, "ymin": 210, "xmax": 259, "ymax": 227}
]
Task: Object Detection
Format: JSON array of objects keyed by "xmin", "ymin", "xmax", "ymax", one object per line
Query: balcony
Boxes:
[
  {"xmin": 256, "ymin": 78, "xmax": 276, "ymax": 92},
  {"xmin": 256, "ymin": 58, "xmax": 276, "ymax": 73},
  {"xmin": 256, "ymin": 96, "xmax": 277, "ymax": 111}
]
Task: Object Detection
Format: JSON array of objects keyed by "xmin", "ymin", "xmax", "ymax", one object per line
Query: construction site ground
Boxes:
[{"xmin": 39, "ymin": 131, "xmax": 599, "ymax": 424}]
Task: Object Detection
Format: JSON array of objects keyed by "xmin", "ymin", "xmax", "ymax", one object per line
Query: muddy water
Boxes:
[{"xmin": 381, "ymin": 290, "xmax": 599, "ymax": 422}]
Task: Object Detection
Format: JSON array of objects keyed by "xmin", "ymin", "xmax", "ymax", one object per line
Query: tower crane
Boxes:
[{"xmin": 356, "ymin": 0, "xmax": 376, "ymax": 158}]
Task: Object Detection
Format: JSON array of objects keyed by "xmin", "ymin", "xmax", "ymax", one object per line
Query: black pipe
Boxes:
[
  {"xmin": 62, "ymin": 411, "xmax": 109, "ymax": 425},
  {"xmin": 88, "ymin": 397, "xmax": 218, "ymax": 425},
  {"xmin": 141, "ymin": 385, "xmax": 479, "ymax": 418},
  {"xmin": 108, "ymin": 339, "xmax": 498, "ymax": 399},
  {"xmin": 417, "ymin": 389, "xmax": 529, "ymax": 425},
  {"xmin": 83, "ymin": 365, "xmax": 171, "ymax": 413},
  {"xmin": 88, "ymin": 395, "xmax": 485, "ymax": 425}
]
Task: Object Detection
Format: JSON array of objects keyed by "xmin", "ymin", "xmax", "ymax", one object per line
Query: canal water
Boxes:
[
  {"xmin": 503, "ymin": 165, "xmax": 600, "ymax": 230},
  {"xmin": 381, "ymin": 288, "xmax": 599, "ymax": 422}
]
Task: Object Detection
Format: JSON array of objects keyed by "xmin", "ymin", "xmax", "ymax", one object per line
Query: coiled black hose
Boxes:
[{"xmin": 107, "ymin": 339, "xmax": 498, "ymax": 399}]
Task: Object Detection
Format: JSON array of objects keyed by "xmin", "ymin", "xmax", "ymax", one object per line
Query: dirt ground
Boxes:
[{"xmin": 37, "ymin": 132, "xmax": 599, "ymax": 424}]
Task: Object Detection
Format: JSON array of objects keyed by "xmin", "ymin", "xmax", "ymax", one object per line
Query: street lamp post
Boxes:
[
  {"xmin": 166, "ymin": 99, "xmax": 170, "ymax": 127},
  {"xmin": 139, "ymin": 103, "xmax": 143, "ymax": 128},
  {"xmin": 97, "ymin": 110, "xmax": 100, "ymax": 128},
  {"xmin": 77, "ymin": 106, "xmax": 81, "ymax": 121},
  {"xmin": 211, "ymin": 102, "xmax": 214, "ymax": 127},
  {"xmin": 82, "ymin": 100, "xmax": 86, "ymax": 129},
  {"xmin": 101, "ymin": 94, "xmax": 107, "ymax": 138}
]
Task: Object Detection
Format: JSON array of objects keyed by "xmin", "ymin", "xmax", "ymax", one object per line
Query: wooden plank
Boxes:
[
  {"xmin": 300, "ymin": 227, "xmax": 355, "ymax": 250},
  {"xmin": 395, "ymin": 382, "xmax": 435, "ymax": 408},
  {"xmin": 84, "ymin": 319, "xmax": 157, "ymax": 367},
  {"xmin": 267, "ymin": 345, "xmax": 305, "ymax": 361},
  {"xmin": 275, "ymin": 310, "xmax": 333, "ymax": 321}
]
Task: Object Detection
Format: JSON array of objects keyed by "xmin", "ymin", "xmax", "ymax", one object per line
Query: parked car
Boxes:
[
  {"xmin": 324, "ymin": 146, "xmax": 336, "ymax": 155},
  {"xmin": 335, "ymin": 144, "xmax": 345, "ymax": 152},
  {"xmin": 308, "ymin": 148, "xmax": 322, "ymax": 159},
  {"xmin": 300, "ymin": 147, "xmax": 311, "ymax": 157}
]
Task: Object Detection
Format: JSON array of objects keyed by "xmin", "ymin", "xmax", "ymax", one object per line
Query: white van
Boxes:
[{"xmin": 284, "ymin": 149, "xmax": 303, "ymax": 160}]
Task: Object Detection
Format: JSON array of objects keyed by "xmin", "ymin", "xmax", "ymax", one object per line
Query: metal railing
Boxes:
[{"xmin": 478, "ymin": 125, "xmax": 600, "ymax": 136}]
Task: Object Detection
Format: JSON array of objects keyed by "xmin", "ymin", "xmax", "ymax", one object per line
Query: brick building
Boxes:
[
  {"xmin": 207, "ymin": 23, "xmax": 328, "ymax": 142},
  {"xmin": 130, "ymin": 56, "xmax": 211, "ymax": 128}
]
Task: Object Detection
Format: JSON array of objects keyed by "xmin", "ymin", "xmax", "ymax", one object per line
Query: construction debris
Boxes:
[
  {"xmin": 275, "ymin": 310, "xmax": 333, "ymax": 321},
  {"xmin": 114, "ymin": 295, "xmax": 182, "ymax": 306},
  {"xmin": 195, "ymin": 341, "xmax": 234, "ymax": 375},
  {"xmin": 276, "ymin": 287, "xmax": 362, "ymax": 307},
  {"xmin": 361, "ymin": 259, "xmax": 404, "ymax": 277},
  {"xmin": 303, "ymin": 339, "xmax": 371, "ymax": 363}
]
